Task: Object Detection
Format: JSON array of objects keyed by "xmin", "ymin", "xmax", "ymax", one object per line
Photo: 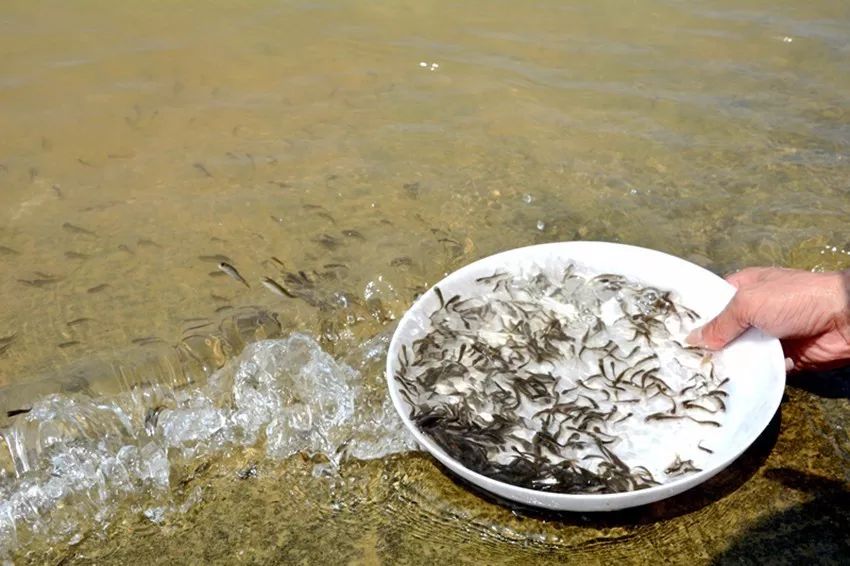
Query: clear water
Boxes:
[{"xmin": 1, "ymin": 0, "xmax": 849, "ymax": 563}]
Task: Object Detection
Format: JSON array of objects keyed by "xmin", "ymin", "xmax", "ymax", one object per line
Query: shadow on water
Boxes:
[
  {"xmin": 710, "ymin": 468, "xmax": 850, "ymax": 565},
  {"xmin": 787, "ymin": 366, "xmax": 850, "ymax": 400},
  {"xmin": 435, "ymin": 408, "xmax": 782, "ymax": 528}
]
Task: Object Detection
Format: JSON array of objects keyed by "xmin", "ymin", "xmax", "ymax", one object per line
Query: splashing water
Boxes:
[{"xmin": 0, "ymin": 333, "xmax": 416, "ymax": 558}]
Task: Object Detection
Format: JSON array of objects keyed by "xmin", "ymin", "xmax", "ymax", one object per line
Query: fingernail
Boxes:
[
  {"xmin": 686, "ymin": 327, "xmax": 703, "ymax": 346},
  {"xmin": 785, "ymin": 358, "xmax": 794, "ymax": 372}
]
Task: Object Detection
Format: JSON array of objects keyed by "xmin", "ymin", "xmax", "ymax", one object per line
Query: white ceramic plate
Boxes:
[{"xmin": 386, "ymin": 241, "xmax": 785, "ymax": 511}]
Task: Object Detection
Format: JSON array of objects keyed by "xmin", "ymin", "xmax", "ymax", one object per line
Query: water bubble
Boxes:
[
  {"xmin": 536, "ymin": 220, "xmax": 546, "ymax": 231},
  {"xmin": 0, "ymin": 333, "xmax": 416, "ymax": 557},
  {"xmin": 143, "ymin": 507, "xmax": 167, "ymax": 524},
  {"xmin": 522, "ymin": 193, "xmax": 534, "ymax": 204}
]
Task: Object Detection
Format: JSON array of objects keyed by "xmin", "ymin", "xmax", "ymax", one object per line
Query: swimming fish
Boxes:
[
  {"xmin": 218, "ymin": 262, "xmax": 250, "ymax": 287},
  {"xmin": 261, "ymin": 277, "xmax": 296, "ymax": 299}
]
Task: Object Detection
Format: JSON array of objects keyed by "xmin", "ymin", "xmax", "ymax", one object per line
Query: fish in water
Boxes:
[
  {"xmin": 6, "ymin": 408, "xmax": 31, "ymax": 418},
  {"xmin": 261, "ymin": 277, "xmax": 296, "ymax": 298},
  {"xmin": 62, "ymin": 222, "xmax": 96, "ymax": 236},
  {"xmin": 19, "ymin": 276, "xmax": 61, "ymax": 288},
  {"xmin": 0, "ymin": 333, "xmax": 16, "ymax": 356},
  {"xmin": 218, "ymin": 262, "xmax": 250, "ymax": 287}
]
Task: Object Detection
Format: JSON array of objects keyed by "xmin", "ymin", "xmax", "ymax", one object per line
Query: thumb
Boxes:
[{"xmin": 687, "ymin": 295, "xmax": 751, "ymax": 350}]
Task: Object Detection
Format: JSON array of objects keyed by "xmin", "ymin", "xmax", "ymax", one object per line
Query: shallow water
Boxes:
[{"xmin": 1, "ymin": 0, "xmax": 849, "ymax": 563}]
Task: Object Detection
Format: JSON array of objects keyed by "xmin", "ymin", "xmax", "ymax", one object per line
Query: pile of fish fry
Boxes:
[{"xmin": 393, "ymin": 265, "xmax": 730, "ymax": 494}]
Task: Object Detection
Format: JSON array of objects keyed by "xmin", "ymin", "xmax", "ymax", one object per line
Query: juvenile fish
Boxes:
[
  {"xmin": 218, "ymin": 262, "xmax": 250, "ymax": 287},
  {"xmin": 193, "ymin": 162, "xmax": 213, "ymax": 177},
  {"xmin": 19, "ymin": 277, "xmax": 60, "ymax": 288},
  {"xmin": 6, "ymin": 408, "xmax": 30, "ymax": 418},
  {"xmin": 261, "ymin": 277, "xmax": 296, "ymax": 298},
  {"xmin": 62, "ymin": 222, "xmax": 96, "ymax": 236}
]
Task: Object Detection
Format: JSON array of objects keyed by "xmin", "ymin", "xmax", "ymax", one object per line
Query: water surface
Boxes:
[{"xmin": 1, "ymin": 0, "xmax": 849, "ymax": 563}]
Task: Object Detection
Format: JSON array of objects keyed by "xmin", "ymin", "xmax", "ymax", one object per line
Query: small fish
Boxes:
[
  {"xmin": 58, "ymin": 340, "xmax": 80, "ymax": 349},
  {"xmin": 52, "ymin": 184, "xmax": 63, "ymax": 198},
  {"xmin": 183, "ymin": 321, "xmax": 213, "ymax": 332},
  {"xmin": 341, "ymin": 229, "xmax": 365, "ymax": 241},
  {"xmin": 77, "ymin": 158, "xmax": 94, "ymax": 167},
  {"xmin": 118, "ymin": 244, "xmax": 134, "ymax": 254},
  {"xmin": 6, "ymin": 408, "xmax": 31, "ymax": 418},
  {"xmin": 87, "ymin": 283, "xmax": 110, "ymax": 293},
  {"xmin": 0, "ymin": 245, "xmax": 20, "ymax": 255},
  {"xmin": 218, "ymin": 262, "xmax": 250, "ymax": 287},
  {"xmin": 19, "ymin": 277, "xmax": 60, "ymax": 288},
  {"xmin": 131, "ymin": 336, "xmax": 162, "ymax": 345},
  {"xmin": 193, "ymin": 162, "xmax": 213, "ymax": 177},
  {"xmin": 67, "ymin": 318, "xmax": 92, "ymax": 327},
  {"xmin": 0, "ymin": 333, "xmax": 16, "ymax": 346},
  {"xmin": 261, "ymin": 277, "xmax": 296, "ymax": 298},
  {"xmin": 210, "ymin": 293, "xmax": 229, "ymax": 302},
  {"xmin": 237, "ymin": 463, "xmax": 258, "ymax": 480},
  {"xmin": 65, "ymin": 251, "xmax": 89, "ymax": 260},
  {"xmin": 62, "ymin": 222, "xmax": 96, "ymax": 236},
  {"xmin": 137, "ymin": 238, "xmax": 162, "ymax": 248},
  {"xmin": 316, "ymin": 211, "xmax": 336, "ymax": 224},
  {"xmin": 313, "ymin": 234, "xmax": 341, "ymax": 250}
]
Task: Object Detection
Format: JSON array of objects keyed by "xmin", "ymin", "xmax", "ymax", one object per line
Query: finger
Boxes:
[
  {"xmin": 687, "ymin": 296, "xmax": 751, "ymax": 350},
  {"xmin": 725, "ymin": 267, "xmax": 768, "ymax": 289}
]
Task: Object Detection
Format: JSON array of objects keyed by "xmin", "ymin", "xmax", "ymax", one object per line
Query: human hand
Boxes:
[{"xmin": 686, "ymin": 267, "xmax": 850, "ymax": 373}]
